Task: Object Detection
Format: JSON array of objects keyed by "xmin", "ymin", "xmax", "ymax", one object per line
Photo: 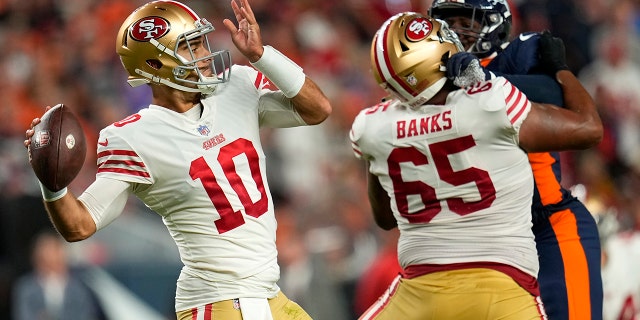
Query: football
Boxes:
[{"xmin": 29, "ymin": 104, "xmax": 87, "ymax": 192}]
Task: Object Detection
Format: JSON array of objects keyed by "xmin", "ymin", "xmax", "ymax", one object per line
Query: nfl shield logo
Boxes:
[
  {"xmin": 406, "ymin": 74, "xmax": 418, "ymax": 86},
  {"xmin": 197, "ymin": 125, "xmax": 210, "ymax": 136},
  {"xmin": 34, "ymin": 130, "xmax": 51, "ymax": 149}
]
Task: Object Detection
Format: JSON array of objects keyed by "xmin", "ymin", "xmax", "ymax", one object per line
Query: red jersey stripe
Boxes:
[
  {"xmin": 254, "ymin": 71, "xmax": 274, "ymax": 91},
  {"xmin": 204, "ymin": 303, "xmax": 212, "ymax": 320},
  {"xmin": 97, "ymin": 167, "xmax": 151, "ymax": 178},
  {"xmin": 503, "ymin": 81, "xmax": 530, "ymax": 125},
  {"xmin": 505, "ymin": 82, "xmax": 518, "ymax": 113},
  {"xmin": 97, "ymin": 149, "xmax": 139, "ymax": 158},
  {"xmin": 98, "ymin": 159, "xmax": 146, "ymax": 169},
  {"xmin": 510, "ymin": 99, "xmax": 530, "ymax": 124},
  {"xmin": 506, "ymin": 86, "xmax": 525, "ymax": 116}
]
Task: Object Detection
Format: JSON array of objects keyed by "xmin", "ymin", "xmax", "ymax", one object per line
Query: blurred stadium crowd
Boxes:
[{"xmin": 0, "ymin": 0, "xmax": 639, "ymax": 319}]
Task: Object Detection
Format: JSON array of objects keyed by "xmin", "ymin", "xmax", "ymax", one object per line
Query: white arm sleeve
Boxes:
[{"xmin": 78, "ymin": 177, "xmax": 131, "ymax": 231}]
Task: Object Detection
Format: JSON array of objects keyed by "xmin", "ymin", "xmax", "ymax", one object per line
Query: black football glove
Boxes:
[
  {"xmin": 537, "ymin": 30, "xmax": 570, "ymax": 75},
  {"xmin": 444, "ymin": 52, "xmax": 490, "ymax": 88}
]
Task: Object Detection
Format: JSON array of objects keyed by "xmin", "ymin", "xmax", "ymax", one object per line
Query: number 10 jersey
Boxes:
[{"xmin": 94, "ymin": 65, "xmax": 307, "ymax": 311}]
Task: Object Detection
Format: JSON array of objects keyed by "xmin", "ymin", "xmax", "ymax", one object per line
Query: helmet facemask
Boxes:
[
  {"xmin": 168, "ymin": 18, "xmax": 231, "ymax": 94},
  {"xmin": 429, "ymin": 0, "xmax": 512, "ymax": 58}
]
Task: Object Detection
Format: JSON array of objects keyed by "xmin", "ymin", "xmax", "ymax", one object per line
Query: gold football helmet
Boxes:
[
  {"xmin": 116, "ymin": 0, "xmax": 231, "ymax": 94},
  {"xmin": 371, "ymin": 12, "xmax": 463, "ymax": 108}
]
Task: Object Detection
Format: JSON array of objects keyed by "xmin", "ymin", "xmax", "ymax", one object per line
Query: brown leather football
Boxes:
[{"xmin": 29, "ymin": 104, "xmax": 87, "ymax": 191}]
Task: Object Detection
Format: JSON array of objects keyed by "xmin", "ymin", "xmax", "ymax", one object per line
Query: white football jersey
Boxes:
[
  {"xmin": 602, "ymin": 231, "xmax": 640, "ymax": 320},
  {"xmin": 94, "ymin": 65, "xmax": 307, "ymax": 310},
  {"xmin": 350, "ymin": 77, "xmax": 539, "ymax": 277}
]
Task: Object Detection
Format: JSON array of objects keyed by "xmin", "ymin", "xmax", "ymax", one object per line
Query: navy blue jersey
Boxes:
[
  {"xmin": 485, "ymin": 33, "xmax": 567, "ymax": 211},
  {"xmin": 481, "ymin": 32, "xmax": 603, "ymax": 320},
  {"xmin": 487, "ymin": 32, "xmax": 563, "ymax": 106},
  {"xmin": 488, "ymin": 32, "xmax": 540, "ymax": 75}
]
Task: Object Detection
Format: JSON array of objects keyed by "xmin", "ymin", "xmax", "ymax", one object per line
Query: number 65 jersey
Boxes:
[
  {"xmin": 94, "ymin": 65, "xmax": 307, "ymax": 310},
  {"xmin": 350, "ymin": 77, "xmax": 539, "ymax": 279}
]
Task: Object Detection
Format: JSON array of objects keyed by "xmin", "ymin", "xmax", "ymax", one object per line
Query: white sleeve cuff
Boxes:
[
  {"xmin": 39, "ymin": 183, "xmax": 67, "ymax": 202},
  {"xmin": 251, "ymin": 45, "xmax": 306, "ymax": 98}
]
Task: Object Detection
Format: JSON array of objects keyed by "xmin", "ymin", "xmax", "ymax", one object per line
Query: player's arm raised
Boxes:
[
  {"xmin": 222, "ymin": 0, "xmax": 331, "ymax": 125},
  {"xmin": 518, "ymin": 32, "xmax": 603, "ymax": 152}
]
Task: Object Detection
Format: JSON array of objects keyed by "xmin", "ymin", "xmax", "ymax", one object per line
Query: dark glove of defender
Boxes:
[
  {"xmin": 445, "ymin": 52, "xmax": 490, "ymax": 88},
  {"xmin": 537, "ymin": 30, "xmax": 570, "ymax": 75}
]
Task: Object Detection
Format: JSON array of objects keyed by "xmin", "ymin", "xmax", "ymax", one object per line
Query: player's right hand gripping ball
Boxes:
[{"xmin": 29, "ymin": 104, "xmax": 87, "ymax": 191}]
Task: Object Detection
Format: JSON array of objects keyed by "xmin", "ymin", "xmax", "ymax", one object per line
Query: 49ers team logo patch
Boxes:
[
  {"xmin": 405, "ymin": 17, "xmax": 432, "ymax": 42},
  {"xmin": 130, "ymin": 16, "xmax": 171, "ymax": 41}
]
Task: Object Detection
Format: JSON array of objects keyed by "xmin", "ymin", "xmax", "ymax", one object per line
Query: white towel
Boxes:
[{"xmin": 239, "ymin": 297, "xmax": 274, "ymax": 320}]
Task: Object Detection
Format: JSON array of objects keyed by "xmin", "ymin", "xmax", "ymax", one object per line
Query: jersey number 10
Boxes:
[{"xmin": 190, "ymin": 138, "xmax": 268, "ymax": 234}]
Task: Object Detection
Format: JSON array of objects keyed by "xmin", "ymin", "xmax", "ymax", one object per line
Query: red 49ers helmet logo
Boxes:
[
  {"xmin": 130, "ymin": 16, "xmax": 170, "ymax": 41},
  {"xmin": 405, "ymin": 17, "xmax": 432, "ymax": 42}
]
